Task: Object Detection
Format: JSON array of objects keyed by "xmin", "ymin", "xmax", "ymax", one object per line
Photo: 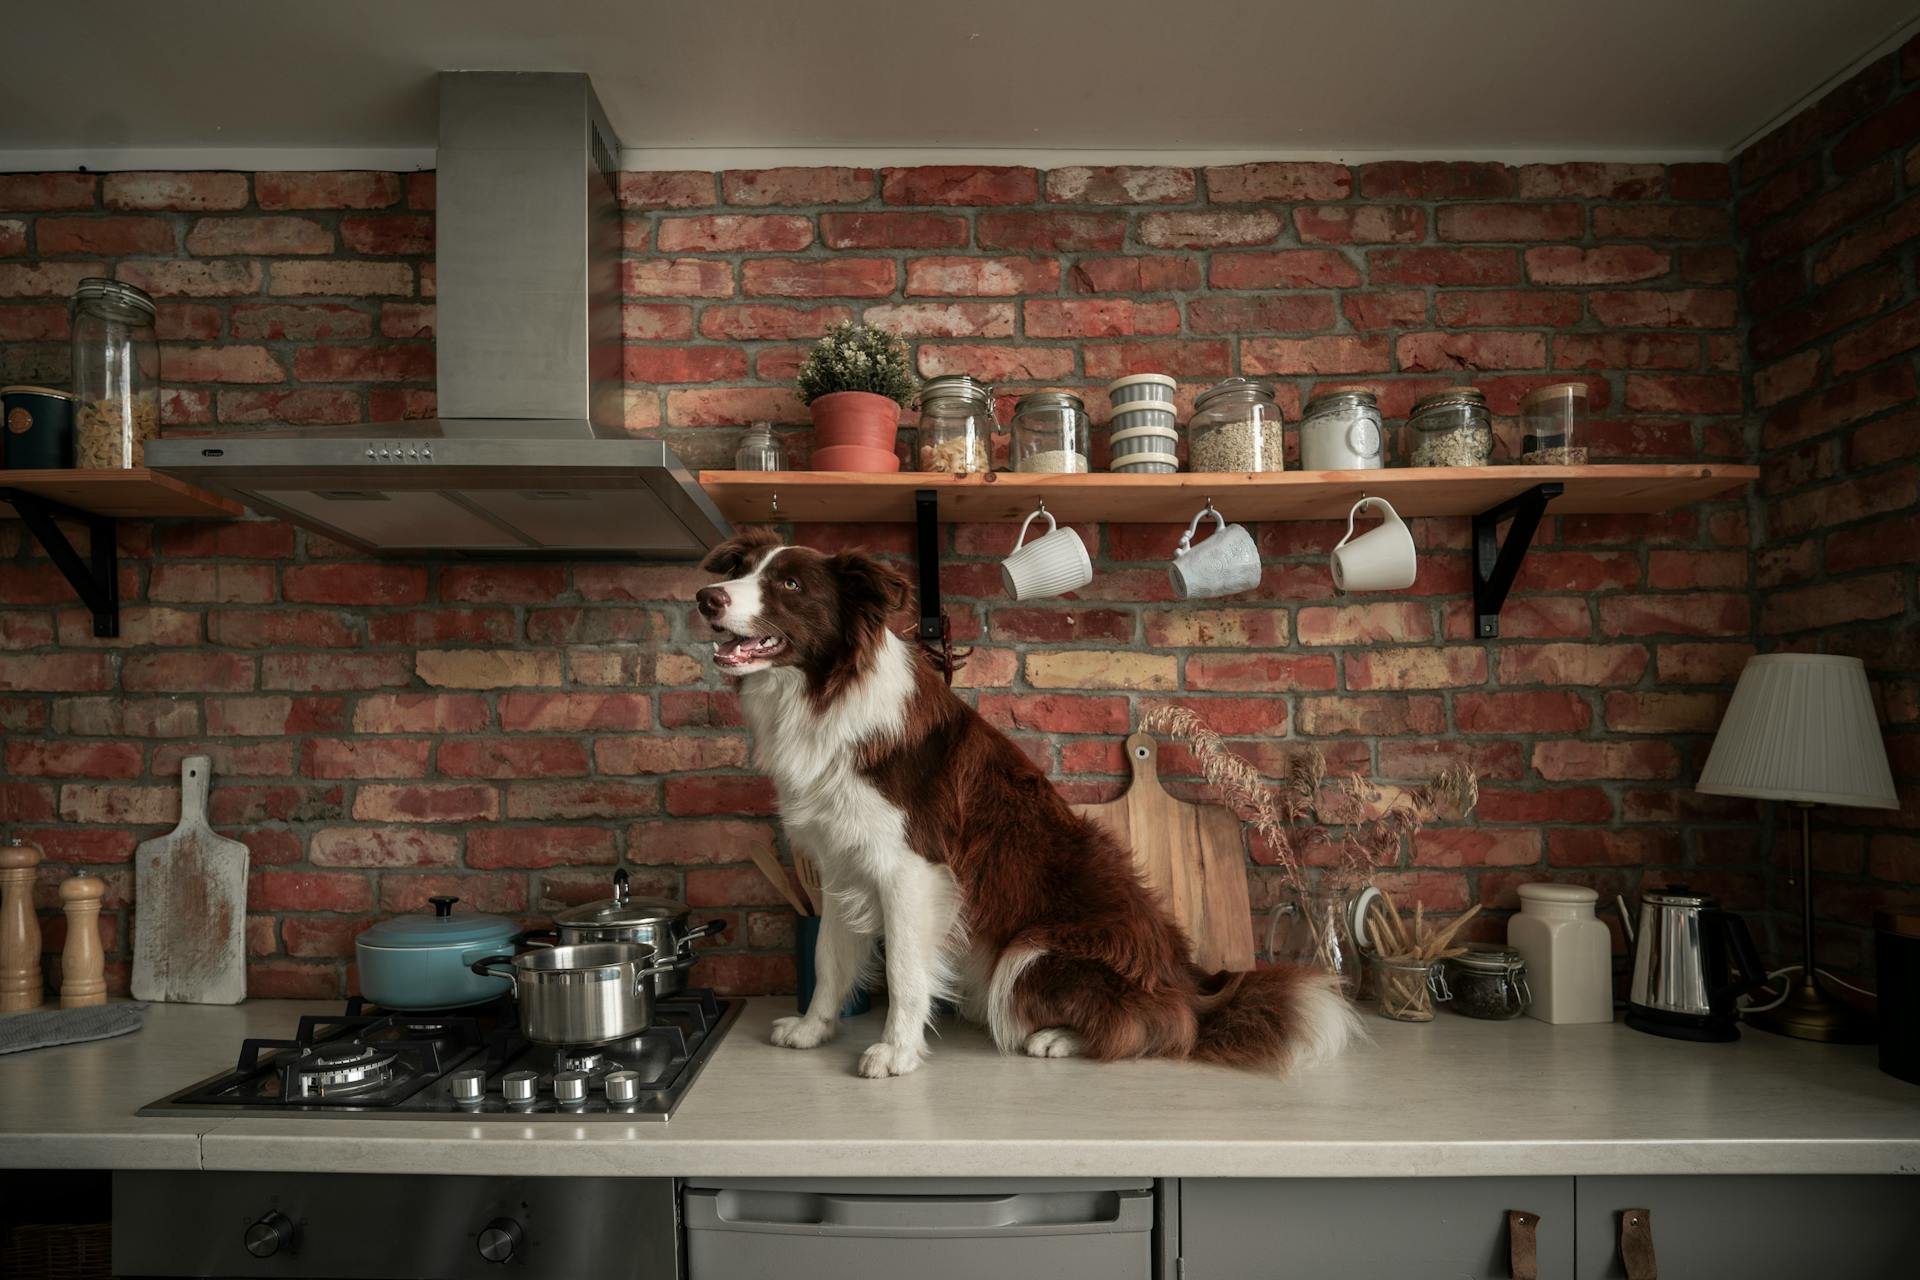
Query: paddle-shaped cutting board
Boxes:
[
  {"xmin": 132, "ymin": 756, "xmax": 247, "ymax": 1004},
  {"xmin": 1074, "ymin": 731, "xmax": 1256, "ymax": 972}
]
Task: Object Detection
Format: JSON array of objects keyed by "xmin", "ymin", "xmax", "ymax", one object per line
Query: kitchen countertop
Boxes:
[{"xmin": 3, "ymin": 998, "xmax": 1916, "ymax": 1178}]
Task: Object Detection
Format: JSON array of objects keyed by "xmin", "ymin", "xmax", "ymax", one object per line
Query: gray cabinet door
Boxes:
[
  {"xmin": 1181, "ymin": 1178, "xmax": 1576, "ymax": 1280},
  {"xmin": 1573, "ymin": 1176, "xmax": 1920, "ymax": 1279}
]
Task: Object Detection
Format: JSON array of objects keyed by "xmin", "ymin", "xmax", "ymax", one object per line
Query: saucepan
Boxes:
[
  {"xmin": 470, "ymin": 942, "xmax": 673, "ymax": 1046},
  {"xmin": 547, "ymin": 869, "xmax": 726, "ymax": 997}
]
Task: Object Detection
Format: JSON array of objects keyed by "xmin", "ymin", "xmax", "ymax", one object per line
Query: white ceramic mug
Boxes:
[
  {"xmin": 1331, "ymin": 496, "xmax": 1417, "ymax": 592},
  {"xmin": 1002, "ymin": 508, "xmax": 1093, "ymax": 600},
  {"xmin": 1169, "ymin": 505, "xmax": 1261, "ymax": 599}
]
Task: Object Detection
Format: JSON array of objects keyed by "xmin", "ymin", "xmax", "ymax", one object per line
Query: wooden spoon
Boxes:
[
  {"xmin": 793, "ymin": 851, "xmax": 824, "ymax": 916},
  {"xmin": 747, "ymin": 843, "xmax": 810, "ymax": 916}
]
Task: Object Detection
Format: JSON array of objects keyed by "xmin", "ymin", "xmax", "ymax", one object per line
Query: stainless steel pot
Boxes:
[
  {"xmin": 469, "ymin": 943, "xmax": 672, "ymax": 1046},
  {"xmin": 550, "ymin": 870, "xmax": 725, "ymax": 996}
]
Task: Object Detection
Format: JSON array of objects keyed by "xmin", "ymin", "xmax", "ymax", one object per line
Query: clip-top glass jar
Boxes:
[
  {"xmin": 916, "ymin": 375, "xmax": 995, "ymax": 474},
  {"xmin": 1299, "ymin": 388, "xmax": 1384, "ymax": 471},
  {"xmin": 733, "ymin": 422, "xmax": 784, "ymax": 471},
  {"xmin": 1405, "ymin": 387, "xmax": 1493, "ymax": 467},
  {"xmin": 1444, "ymin": 944, "xmax": 1532, "ymax": 1021},
  {"xmin": 70, "ymin": 279, "xmax": 160, "ymax": 469},
  {"xmin": 1011, "ymin": 391, "xmax": 1089, "ymax": 473},
  {"xmin": 1190, "ymin": 377, "xmax": 1285, "ymax": 473}
]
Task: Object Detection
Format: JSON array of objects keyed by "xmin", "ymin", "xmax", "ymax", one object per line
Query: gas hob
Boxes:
[{"xmin": 138, "ymin": 989, "xmax": 742, "ymax": 1121}]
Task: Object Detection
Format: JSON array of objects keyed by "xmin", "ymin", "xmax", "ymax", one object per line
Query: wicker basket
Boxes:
[{"xmin": 2, "ymin": 1223, "xmax": 114, "ymax": 1279}]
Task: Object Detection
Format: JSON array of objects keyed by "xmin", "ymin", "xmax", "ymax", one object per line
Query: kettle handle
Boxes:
[{"xmin": 1706, "ymin": 910, "xmax": 1767, "ymax": 996}]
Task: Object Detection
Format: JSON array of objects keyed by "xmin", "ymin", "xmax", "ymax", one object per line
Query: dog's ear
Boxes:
[
  {"xmin": 830, "ymin": 552, "xmax": 912, "ymax": 634},
  {"xmin": 700, "ymin": 527, "xmax": 782, "ymax": 578}
]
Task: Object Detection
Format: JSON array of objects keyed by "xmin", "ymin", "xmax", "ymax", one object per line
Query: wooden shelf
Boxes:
[
  {"xmin": 699, "ymin": 464, "xmax": 1758, "ymax": 524},
  {"xmin": 0, "ymin": 468, "xmax": 242, "ymax": 520}
]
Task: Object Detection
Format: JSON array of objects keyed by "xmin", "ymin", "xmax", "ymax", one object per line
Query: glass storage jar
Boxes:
[
  {"xmin": 1443, "ymin": 944, "xmax": 1532, "ymax": 1020},
  {"xmin": 1372, "ymin": 954, "xmax": 1449, "ymax": 1021},
  {"xmin": 1189, "ymin": 377, "xmax": 1285, "ymax": 473},
  {"xmin": 915, "ymin": 375, "xmax": 995, "ymax": 474},
  {"xmin": 1405, "ymin": 387, "xmax": 1493, "ymax": 467},
  {"xmin": 1011, "ymin": 391, "xmax": 1089, "ymax": 473},
  {"xmin": 1298, "ymin": 389, "xmax": 1384, "ymax": 471},
  {"xmin": 70, "ymin": 279, "xmax": 160, "ymax": 469},
  {"xmin": 1519, "ymin": 382, "xmax": 1589, "ymax": 464},
  {"xmin": 733, "ymin": 422, "xmax": 784, "ymax": 471}
]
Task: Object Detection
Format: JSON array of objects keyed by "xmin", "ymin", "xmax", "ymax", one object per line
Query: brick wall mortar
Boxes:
[
  {"xmin": 1, "ymin": 159, "xmax": 1777, "ymax": 999},
  {"xmin": 1735, "ymin": 36, "xmax": 1920, "ymax": 974}
]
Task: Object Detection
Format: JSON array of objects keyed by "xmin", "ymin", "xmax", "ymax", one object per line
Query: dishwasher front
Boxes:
[{"xmin": 683, "ymin": 1178, "xmax": 1155, "ymax": 1280}]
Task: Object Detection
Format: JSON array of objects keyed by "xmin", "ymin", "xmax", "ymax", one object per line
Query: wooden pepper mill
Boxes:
[
  {"xmin": 0, "ymin": 836, "xmax": 45, "ymax": 1013},
  {"xmin": 59, "ymin": 876, "xmax": 107, "ymax": 1008}
]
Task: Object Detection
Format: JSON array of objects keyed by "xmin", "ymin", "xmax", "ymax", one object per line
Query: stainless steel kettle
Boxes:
[{"xmin": 1624, "ymin": 885, "xmax": 1767, "ymax": 1041}]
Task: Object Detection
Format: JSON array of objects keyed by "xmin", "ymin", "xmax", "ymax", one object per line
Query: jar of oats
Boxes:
[
  {"xmin": 71, "ymin": 278, "xmax": 160, "ymax": 469},
  {"xmin": 915, "ymin": 374, "xmax": 996, "ymax": 474},
  {"xmin": 1190, "ymin": 377, "xmax": 1285, "ymax": 473}
]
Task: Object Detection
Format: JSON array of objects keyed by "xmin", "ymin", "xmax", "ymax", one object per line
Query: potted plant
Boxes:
[{"xmin": 796, "ymin": 321, "xmax": 916, "ymax": 472}]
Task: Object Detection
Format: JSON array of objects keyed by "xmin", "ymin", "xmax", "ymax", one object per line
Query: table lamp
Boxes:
[{"xmin": 1696, "ymin": 653, "xmax": 1899, "ymax": 1042}]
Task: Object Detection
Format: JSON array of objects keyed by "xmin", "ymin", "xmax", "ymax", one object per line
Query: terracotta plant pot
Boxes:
[{"xmin": 809, "ymin": 391, "xmax": 901, "ymax": 453}]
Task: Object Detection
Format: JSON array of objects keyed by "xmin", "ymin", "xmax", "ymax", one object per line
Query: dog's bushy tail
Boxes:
[{"xmin": 1188, "ymin": 964, "xmax": 1362, "ymax": 1071}]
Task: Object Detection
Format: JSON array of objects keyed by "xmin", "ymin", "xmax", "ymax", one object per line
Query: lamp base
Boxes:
[{"xmin": 1746, "ymin": 973, "xmax": 1875, "ymax": 1044}]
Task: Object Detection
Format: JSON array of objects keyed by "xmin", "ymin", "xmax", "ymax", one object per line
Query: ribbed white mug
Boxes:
[
  {"xmin": 1001, "ymin": 509, "xmax": 1093, "ymax": 600},
  {"xmin": 1331, "ymin": 496, "xmax": 1417, "ymax": 591}
]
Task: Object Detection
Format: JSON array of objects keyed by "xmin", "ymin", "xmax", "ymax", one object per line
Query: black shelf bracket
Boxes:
[
  {"xmin": 0, "ymin": 487, "xmax": 119, "ymax": 638},
  {"xmin": 1471, "ymin": 482, "xmax": 1563, "ymax": 640},
  {"xmin": 914, "ymin": 488, "xmax": 944, "ymax": 642}
]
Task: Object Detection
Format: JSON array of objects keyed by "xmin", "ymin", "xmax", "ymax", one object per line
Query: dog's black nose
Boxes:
[{"xmin": 696, "ymin": 586, "xmax": 729, "ymax": 619}]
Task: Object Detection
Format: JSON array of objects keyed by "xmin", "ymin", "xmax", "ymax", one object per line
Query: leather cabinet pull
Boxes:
[
  {"xmin": 1507, "ymin": 1209, "xmax": 1539, "ymax": 1280},
  {"xmin": 1619, "ymin": 1207, "xmax": 1658, "ymax": 1280}
]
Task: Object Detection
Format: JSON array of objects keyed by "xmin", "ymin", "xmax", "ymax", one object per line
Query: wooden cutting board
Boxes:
[
  {"xmin": 1075, "ymin": 731, "xmax": 1256, "ymax": 972},
  {"xmin": 132, "ymin": 756, "xmax": 247, "ymax": 1004}
]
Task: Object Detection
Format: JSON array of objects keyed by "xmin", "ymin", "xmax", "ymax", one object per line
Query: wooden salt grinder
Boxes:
[
  {"xmin": 0, "ymin": 836, "xmax": 45, "ymax": 1013},
  {"xmin": 59, "ymin": 876, "xmax": 107, "ymax": 1008}
]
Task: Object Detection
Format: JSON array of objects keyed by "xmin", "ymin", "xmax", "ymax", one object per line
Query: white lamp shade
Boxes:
[{"xmin": 1696, "ymin": 653, "xmax": 1898, "ymax": 809}]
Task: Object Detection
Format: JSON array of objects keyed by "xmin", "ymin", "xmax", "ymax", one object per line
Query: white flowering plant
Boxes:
[{"xmin": 795, "ymin": 321, "xmax": 917, "ymax": 406}]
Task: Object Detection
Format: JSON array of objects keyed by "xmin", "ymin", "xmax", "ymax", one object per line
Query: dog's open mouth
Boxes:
[{"xmin": 712, "ymin": 632, "xmax": 787, "ymax": 668}]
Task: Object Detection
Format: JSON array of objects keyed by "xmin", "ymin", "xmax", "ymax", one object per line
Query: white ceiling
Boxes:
[{"xmin": 4, "ymin": 0, "xmax": 1917, "ymax": 168}]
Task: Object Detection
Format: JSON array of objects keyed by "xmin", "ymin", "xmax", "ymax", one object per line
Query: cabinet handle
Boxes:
[
  {"xmin": 1619, "ymin": 1207, "xmax": 1658, "ymax": 1280},
  {"xmin": 1506, "ymin": 1209, "xmax": 1538, "ymax": 1280}
]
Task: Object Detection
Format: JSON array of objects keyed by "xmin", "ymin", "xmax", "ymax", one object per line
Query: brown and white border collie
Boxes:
[{"xmin": 696, "ymin": 529, "xmax": 1358, "ymax": 1078}]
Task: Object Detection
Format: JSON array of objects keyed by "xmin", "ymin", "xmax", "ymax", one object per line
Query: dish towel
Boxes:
[{"xmin": 0, "ymin": 1002, "xmax": 149, "ymax": 1055}]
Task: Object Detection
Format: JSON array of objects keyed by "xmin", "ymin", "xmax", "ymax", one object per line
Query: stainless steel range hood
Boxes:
[{"xmin": 148, "ymin": 72, "xmax": 731, "ymax": 557}]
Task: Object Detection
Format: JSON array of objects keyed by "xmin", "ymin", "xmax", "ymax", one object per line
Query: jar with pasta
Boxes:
[
  {"xmin": 71, "ymin": 279, "xmax": 160, "ymax": 469},
  {"xmin": 915, "ymin": 375, "xmax": 996, "ymax": 473}
]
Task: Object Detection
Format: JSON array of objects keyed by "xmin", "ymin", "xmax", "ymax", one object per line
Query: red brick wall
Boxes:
[
  {"xmin": 1737, "ymin": 41, "xmax": 1920, "ymax": 971},
  {"xmin": 0, "ymin": 156, "xmax": 1778, "ymax": 1000}
]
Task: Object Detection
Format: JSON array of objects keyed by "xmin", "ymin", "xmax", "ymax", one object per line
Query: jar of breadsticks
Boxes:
[{"xmin": 71, "ymin": 278, "xmax": 160, "ymax": 469}]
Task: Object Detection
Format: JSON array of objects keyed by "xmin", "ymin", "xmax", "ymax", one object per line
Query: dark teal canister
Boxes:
[{"xmin": 2, "ymin": 385, "xmax": 75, "ymax": 469}]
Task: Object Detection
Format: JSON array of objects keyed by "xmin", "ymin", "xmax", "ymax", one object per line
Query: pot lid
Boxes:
[
  {"xmin": 553, "ymin": 869, "xmax": 689, "ymax": 929},
  {"xmin": 358, "ymin": 895, "xmax": 519, "ymax": 949}
]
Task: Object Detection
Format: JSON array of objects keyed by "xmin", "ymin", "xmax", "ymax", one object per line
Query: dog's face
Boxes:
[{"xmin": 696, "ymin": 529, "xmax": 908, "ymax": 681}]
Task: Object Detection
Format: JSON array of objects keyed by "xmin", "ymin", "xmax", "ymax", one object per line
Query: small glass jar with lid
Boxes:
[
  {"xmin": 733, "ymin": 422, "xmax": 784, "ymax": 471},
  {"xmin": 70, "ymin": 278, "xmax": 160, "ymax": 469},
  {"xmin": 1405, "ymin": 387, "xmax": 1494, "ymax": 468},
  {"xmin": 1189, "ymin": 377, "xmax": 1285, "ymax": 473},
  {"xmin": 1443, "ymin": 944, "xmax": 1532, "ymax": 1020},
  {"xmin": 1011, "ymin": 391, "xmax": 1089, "ymax": 473},
  {"xmin": 915, "ymin": 375, "xmax": 996, "ymax": 474},
  {"xmin": 1299, "ymin": 388, "xmax": 1384, "ymax": 471}
]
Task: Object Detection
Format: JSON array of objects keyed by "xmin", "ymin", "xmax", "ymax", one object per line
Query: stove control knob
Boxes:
[
  {"xmin": 553, "ymin": 1069, "xmax": 588, "ymax": 1105},
  {"xmin": 244, "ymin": 1211, "xmax": 294, "ymax": 1258},
  {"xmin": 449, "ymin": 1068, "xmax": 487, "ymax": 1105},
  {"xmin": 603, "ymin": 1069, "xmax": 641, "ymax": 1104},
  {"xmin": 477, "ymin": 1217, "xmax": 524, "ymax": 1264},
  {"xmin": 501, "ymin": 1070, "xmax": 539, "ymax": 1105}
]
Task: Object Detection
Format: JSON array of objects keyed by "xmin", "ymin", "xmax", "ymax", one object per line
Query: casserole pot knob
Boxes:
[{"xmin": 430, "ymin": 895, "xmax": 458, "ymax": 918}]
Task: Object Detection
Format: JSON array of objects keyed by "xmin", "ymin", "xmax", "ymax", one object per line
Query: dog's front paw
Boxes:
[
  {"xmin": 856, "ymin": 1041, "xmax": 923, "ymax": 1078},
  {"xmin": 770, "ymin": 1015, "xmax": 836, "ymax": 1049},
  {"xmin": 1022, "ymin": 1027, "xmax": 1083, "ymax": 1058}
]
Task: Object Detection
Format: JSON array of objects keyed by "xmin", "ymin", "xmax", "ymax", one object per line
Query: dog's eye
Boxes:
[{"xmin": 782, "ymin": 577, "xmax": 800, "ymax": 591}]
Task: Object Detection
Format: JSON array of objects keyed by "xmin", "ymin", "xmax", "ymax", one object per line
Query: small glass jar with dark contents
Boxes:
[{"xmin": 1444, "ymin": 944, "xmax": 1533, "ymax": 1020}]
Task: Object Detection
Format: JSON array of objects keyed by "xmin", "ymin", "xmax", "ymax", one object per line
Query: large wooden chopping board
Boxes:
[
  {"xmin": 1075, "ymin": 731, "xmax": 1256, "ymax": 972},
  {"xmin": 132, "ymin": 756, "xmax": 247, "ymax": 1004}
]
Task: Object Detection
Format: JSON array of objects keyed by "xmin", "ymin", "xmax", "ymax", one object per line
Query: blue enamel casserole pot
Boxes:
[{"xmin": 355, "ymin": 895, "xmax": 526, "ymax": 1010}]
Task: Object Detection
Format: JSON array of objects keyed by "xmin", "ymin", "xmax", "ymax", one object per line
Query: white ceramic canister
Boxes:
[{"xmin": 1507, "ymin": 883, "xmax": 1614, "ymax": 1024}]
